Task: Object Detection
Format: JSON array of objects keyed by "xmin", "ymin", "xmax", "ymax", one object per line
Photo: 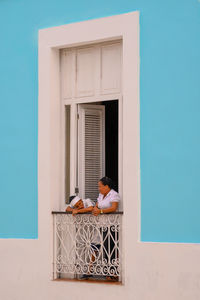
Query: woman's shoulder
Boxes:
[
  {"xmin": 110, "ymin": 189, "xmax": 119, "ymax": 195},
  {"xmin": 110, "ymin": 189, "xmax": 120, "ymax": 201}
]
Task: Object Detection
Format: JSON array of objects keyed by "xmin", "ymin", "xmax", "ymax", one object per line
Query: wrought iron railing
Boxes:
[{"xmin": 52, "ymin": 211, "xmax": 123, "ymax": 282}]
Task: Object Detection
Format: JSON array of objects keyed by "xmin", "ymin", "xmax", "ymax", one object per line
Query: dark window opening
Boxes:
[{"xmin": 102, "ymin": 100, "xmax": 118, "ymax": 192}]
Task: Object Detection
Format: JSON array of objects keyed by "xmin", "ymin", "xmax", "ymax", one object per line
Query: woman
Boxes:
[
  {"xmin": 92, "ymin": 176, "xmax": 120, "ymax": 281},
  {"xmin": 92, "ymin": 176, "xmax": 120, "ymax": 216},
  {"xmin": 66, "ymin": 195, "xmax": 94, "ymax": 216}
]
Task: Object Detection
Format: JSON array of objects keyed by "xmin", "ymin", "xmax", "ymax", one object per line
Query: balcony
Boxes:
[{"xmin": 52, "ymin": 211, "xmax": 123, "ymax": 283}]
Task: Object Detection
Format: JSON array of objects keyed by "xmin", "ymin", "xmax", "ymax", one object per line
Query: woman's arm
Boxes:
[
  {"xmin": 66, "ymin": 206, "xmax": 73, "ymax": 212},
  {"xmin": 100, "ymin": 202, "xmax": 118, "ymax": 213},
  {"xmin": 92, "ymin": 202, "xmax": 118, "ymax": 216},
  {"xmin": 72, "ymin": 206, "xmax": 94, "ymax": 215}
]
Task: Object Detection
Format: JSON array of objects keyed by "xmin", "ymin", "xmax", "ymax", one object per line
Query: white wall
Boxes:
[{"xmin": 1, "ymin": 238, "xmax": 200, "ymax": 300}]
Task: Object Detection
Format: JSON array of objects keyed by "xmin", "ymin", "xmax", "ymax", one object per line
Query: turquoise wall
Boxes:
[{"xmin": 0, "ymin": 0, "xmax": 199, "ymax": 241}]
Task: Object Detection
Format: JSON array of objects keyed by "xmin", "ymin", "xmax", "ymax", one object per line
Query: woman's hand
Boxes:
[
  {"xmin": 72, "ymin": 209, "xmax": 79, "ymax": 216},
  {"xmin": 92, "ymin": 206, "xmax": 101, "ymax": 216},
  {"xmin": 66, "ymin": 206, "xmax": 73, "ymax": 212}
]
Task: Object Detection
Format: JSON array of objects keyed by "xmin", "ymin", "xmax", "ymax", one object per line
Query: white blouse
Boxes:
[{"xmin": 97, "ymin": 189, "xmax": 120, "ymax": 209}]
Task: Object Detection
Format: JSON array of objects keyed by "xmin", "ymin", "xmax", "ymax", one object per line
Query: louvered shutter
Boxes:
[{"xmin": 78, "ymin": 104, "xmax": 105, "ymax": 201}]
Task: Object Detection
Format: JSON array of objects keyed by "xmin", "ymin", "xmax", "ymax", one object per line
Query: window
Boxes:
[
  {"xmin": 60, "ymin": 41, "xmax": 123, "ymax": 205},
  {"xmin": 38, "ymin": 12, "xmax": 140, "ymax": 285}
]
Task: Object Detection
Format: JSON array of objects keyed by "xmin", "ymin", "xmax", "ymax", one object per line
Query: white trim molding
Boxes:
[{"xmin": 38, "ymin": 11, "xmax": 140, "ymax": 287}]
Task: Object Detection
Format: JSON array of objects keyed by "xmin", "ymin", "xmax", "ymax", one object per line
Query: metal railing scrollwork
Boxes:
[{"xmin": 52, "ymin": 211, "xmax": 123, "ymax": 282}]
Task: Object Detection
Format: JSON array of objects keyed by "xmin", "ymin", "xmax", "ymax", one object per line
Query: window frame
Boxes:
[
  {"xmin": 38, "ymin": 11, "xmax": 140, "ymax": 284},
  {"xmin": 60, "ymin": 41, "xmax": 123, "ymax": 207}
]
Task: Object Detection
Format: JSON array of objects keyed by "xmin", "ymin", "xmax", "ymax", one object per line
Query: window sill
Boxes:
[{"xmin": 52, "ymin": 278, "xmax": 122, "ymax": 285}]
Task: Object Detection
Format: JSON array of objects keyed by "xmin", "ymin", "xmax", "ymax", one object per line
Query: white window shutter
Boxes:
[{"xmin": 78, "ymin": 104, "xmax": 105, "ymax": 201}]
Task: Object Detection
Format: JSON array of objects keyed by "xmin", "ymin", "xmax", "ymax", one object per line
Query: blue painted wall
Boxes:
[{"xmin": 0, "ymin": 0, "xmax": 199, "ymax": 241}]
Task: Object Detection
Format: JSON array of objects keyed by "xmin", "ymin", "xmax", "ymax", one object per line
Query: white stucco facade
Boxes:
[{"xmin": 0, "ymin": 11, "xmax": 200, "ymax": 300}]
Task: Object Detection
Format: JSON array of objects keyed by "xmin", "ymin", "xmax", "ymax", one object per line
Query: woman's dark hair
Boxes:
[
  {"xmin": 69, "ymin": 195, "xmax": 76, "ymax": 203},
  {"xmin": 99, "ymin": 176, "xmax": 115, "ymax": 190}
]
